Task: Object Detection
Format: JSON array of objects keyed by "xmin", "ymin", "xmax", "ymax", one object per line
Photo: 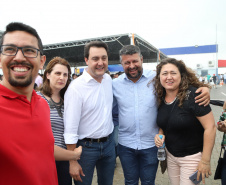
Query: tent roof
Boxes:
[{"xmin": 43, "ymin": 33, "xmax": 167, "ymax": 67}]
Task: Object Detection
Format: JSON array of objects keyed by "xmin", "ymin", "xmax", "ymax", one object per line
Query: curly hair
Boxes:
[
  {"xmin": 154, "ymin": 58, "xmax": 210, "ymax": 107},
  {"xmin": 41, "ymin": 57, "xmax": 71, "ymax": 99}
]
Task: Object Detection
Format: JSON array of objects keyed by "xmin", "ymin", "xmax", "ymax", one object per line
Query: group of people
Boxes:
[
  {"xmin": 204, "ymin": 73, "xmax": 226, "ymax": 89},
  {"xmin": 110, "ymin": 72, "xmax": 123, "ymax": 79},
  {"xmin": 0, "ymin": 21, "xmax": 221, "ymax": 185}
]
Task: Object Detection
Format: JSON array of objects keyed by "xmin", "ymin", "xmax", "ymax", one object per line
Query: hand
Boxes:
[
  {"xmin": 154, "ymin": 134, "xmax": 165, "ymax": 147},
  {"xmin": 195, "ymin": 87, "xmax": 210, "ymax": 106},
  {"xmin": 69, "ymin": 160, "xmax": 85, "ymax": 182},
  {"xmin": 217, "ymin": 121, "xmax": 226, "ymax": 132},
  {"xmin": 196, "ymin": 160, "xmax": 211, "ymax": 184},
  {"xmin": 73, "ymin": 146, "xmax": 82, "ymax": 160}
]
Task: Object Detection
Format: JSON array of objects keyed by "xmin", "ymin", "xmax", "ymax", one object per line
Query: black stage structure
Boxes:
[
  {"xmin": 0, "ymin": 31, "xmax": 4, "ymax": 41},
  {"xmin": 43, "ymin": 33, "xmax": 167, "ymax": 69}
]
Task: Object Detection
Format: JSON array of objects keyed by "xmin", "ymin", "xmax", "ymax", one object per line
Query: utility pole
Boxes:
[{"xmin": 216, "ymin": 24, "xmax": 218, "ymax": 76}]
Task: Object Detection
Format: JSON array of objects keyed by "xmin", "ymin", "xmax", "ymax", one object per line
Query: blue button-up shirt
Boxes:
[{"xmin": 113, "ymin": 70, "xmax": 158, "ymax": 150}]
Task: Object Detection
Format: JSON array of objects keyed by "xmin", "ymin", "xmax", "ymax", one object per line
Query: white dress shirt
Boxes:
[{"xmin": 64, "ymin": 69, "xmax": 114, "ymax": 144}]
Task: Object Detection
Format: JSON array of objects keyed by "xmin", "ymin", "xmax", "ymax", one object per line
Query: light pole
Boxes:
[{"xmin": 216, "ymin": 24, "xmax": 218, "ymax": 76}]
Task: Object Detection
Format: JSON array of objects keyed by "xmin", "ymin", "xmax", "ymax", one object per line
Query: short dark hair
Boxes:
[
  {"xmin": 84, "ymin": 41, "xmax": 108, "ymax": 59},
  {"xmin": 42, "ymin": 57, "xmax": 71, "ymax": 99},
  {"xmin": 119, "ymin": 45, "xmax": 142, "ymax": 62},
  {"xmin": 0, "ymin": 22, "xmax": 44, "ymax": 54}
]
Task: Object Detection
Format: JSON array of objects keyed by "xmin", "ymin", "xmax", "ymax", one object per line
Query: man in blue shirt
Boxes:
[{"xmin": 112, "ymin": 45, "xmax": 210, "ymax": 185}]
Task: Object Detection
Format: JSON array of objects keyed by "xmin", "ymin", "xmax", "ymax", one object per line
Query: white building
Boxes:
[{"xmin": 159, "ymin": 44, "xmax": 219, "ymax": 76}]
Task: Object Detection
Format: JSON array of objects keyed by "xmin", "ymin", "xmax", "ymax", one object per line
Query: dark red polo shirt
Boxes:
[{"xmin": 0, "ymin": 84, "xmax": 58, "ymax": 185}]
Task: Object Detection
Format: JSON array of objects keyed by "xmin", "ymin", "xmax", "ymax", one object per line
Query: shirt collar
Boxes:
[
  {"xmin": 83, "ymin": 68, "xmax": 106, "ymax": 83},
  {"xmin": 0, "ymin": 84, "xmax": 38, "ymax": 100}
]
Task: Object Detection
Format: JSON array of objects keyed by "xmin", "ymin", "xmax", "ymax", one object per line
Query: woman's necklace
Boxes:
[
  {"xmin": 164, "ymin": 97, "xmax": 177, "ymax": 105},
  {"xmin": 49, "ymin": 97, "xmax": 63, "ymax": 118}
]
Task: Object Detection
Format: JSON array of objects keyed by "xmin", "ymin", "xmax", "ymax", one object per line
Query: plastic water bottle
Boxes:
[
  {"xmin": 157, "ymin": 135, "xmax": 166, "ymax": 161},
  {"xmin": 218, "ymin": 111, "xmax": 226, "ymax": 147}
]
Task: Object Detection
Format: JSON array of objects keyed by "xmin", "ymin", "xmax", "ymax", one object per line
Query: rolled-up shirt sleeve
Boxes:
[{"xmin": 64, "ymin": 85, "xmax": 82, "ymax": 144}]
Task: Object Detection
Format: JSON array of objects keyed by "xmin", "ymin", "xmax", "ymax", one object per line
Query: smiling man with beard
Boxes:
[
  {"xmin": 0, "ymin": 22, "xmax": 58, "ymax": 185},
  {"xmin": 112, "ymin": 45, "xmax": 211, "ymax": 185},
  {"xmin": 7, "ymin": 60, "xmax": 33, "ymax": 86}
]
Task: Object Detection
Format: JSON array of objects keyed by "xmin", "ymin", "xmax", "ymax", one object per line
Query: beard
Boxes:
[
  {"xmin": 125, "ymin": 67, "xmax": 142, "ymax": 80},
  {"xmin": 7, "ymin": 61, "xmax": 33, "ymax": 87},
  {"xmin": 8, "ymin": 75, "xmax": 32, "ymax": 87}
]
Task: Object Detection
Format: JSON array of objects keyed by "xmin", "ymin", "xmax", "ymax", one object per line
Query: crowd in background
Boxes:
[{"xmin": 199, "ymin": 73, "xmax": 226, "ymax": 89}]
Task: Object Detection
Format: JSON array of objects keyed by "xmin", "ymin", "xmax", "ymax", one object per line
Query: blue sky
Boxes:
[{"xmin": 1, "ymin": 0, "xmax": 225, "ymax": 59}]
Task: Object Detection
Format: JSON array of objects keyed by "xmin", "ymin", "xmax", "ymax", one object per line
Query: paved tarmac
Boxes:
[{"xmin": 89, "ymin": 84, "xmax": 226, "ymax": 185}]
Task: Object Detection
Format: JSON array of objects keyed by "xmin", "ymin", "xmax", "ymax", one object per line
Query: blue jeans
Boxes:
[
  {"xmin": 55, "ymin": 161, "xmax": 72, "ymax": 185},
  {"xmin": 222, "ymin": 151, "xmax": 226, "ymax": 184},
  {"xmin": 74, "ymin": 133, "xmax": 115, "ymax": 185},
  {"xmin": 118, "ymin": 144, "xmax": 158, "ymax": 185}
]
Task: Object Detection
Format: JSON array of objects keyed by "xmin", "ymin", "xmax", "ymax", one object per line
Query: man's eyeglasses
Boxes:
[{"xmin": 0, "ymin": 45, "xmax": 43, "ymax": 58}]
